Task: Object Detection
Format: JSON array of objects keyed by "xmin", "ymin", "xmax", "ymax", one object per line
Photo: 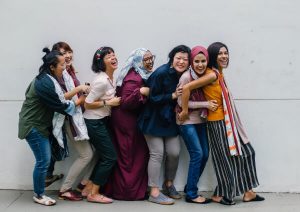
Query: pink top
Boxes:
[
  {"xmin": 176, "ymin": 71, "xmax": 208, "ymax": 125},
  {"xmin": 84, "ymin": 72, "xmax": 116, "ymax": 119}
]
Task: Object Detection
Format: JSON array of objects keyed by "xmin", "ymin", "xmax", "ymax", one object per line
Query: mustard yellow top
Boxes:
[{"xmin": 202, "ymin": 68, "xmax": 224, "ymax": 121}]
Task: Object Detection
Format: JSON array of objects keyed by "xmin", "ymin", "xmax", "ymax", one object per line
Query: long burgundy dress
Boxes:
[{"xmin": 104, "ymin": 68, "xmax": 149, "ymax": 200}]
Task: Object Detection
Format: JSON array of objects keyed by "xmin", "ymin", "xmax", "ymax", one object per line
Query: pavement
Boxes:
[{"xmin": 0, "ymin": 190, "xmax": 299, "ymax": 212}]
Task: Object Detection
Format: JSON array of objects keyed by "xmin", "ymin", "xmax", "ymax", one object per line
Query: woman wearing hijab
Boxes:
[
  {"xmin": 176, "ymin": 46, "xmax": 217, "ymax": 204},
  {"xmin": 178, "ymin": 42, "xmax": 264, "ymax": 205},
  {"xmin": 104, "ymin": 48, "xmax": 155, "ymax": 200}
]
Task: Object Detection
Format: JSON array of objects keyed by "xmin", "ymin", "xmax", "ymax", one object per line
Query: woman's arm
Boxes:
[
  {"xmin": 178, "ymin": 72, "xmax": 217, "ymax": 121},
  {"xmin": 84, "ymin": 97, "xmax": 121, "ymax": 110},
  {"xmin": 64, "ymin": 84, "xmax": 90, "ymax": 100}
]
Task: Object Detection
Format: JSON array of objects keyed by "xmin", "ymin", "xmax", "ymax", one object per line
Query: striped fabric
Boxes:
[{"xmin": 207, "ymin": 120, "xmax": 259, "ymax": 200}]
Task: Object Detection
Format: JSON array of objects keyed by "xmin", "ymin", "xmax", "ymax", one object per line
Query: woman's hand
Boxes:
[
  {"xmin": 75, "ymin": 95, "xmax": 86, "ymax": 106},
  {"xmin": 206, "ymin": 100, "xmax": 218, "ymax": 111},
  {"xmin": 177, "ymin": 110, "xmax": 189, "ymax": 123},
  {"xmin": 172, "ymin": 85, "xmax": 183, "ymax": 99},
  {"xmin": 140, "ymin": 87, "xmax": 150, "ymax": 96},
  {"xmin": 107, "ymin": 97, "xmax": 121, "ymax": 107},
  {"xmin": 78, "ymin": 84, "xmax": 91, "ymax": 94}
]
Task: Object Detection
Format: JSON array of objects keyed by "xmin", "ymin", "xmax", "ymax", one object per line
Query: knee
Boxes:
[
  {"xmin": 166, "ymin": 150, "xmax": 180, "ymax": 161},
  {"xmin": 149, "ymin": 149, "xmax": 164, "ymax": 163},
  {"xmin": 79, "ymin": 148, "xmax": 94, "ymax": 163},
  {"xmin": 36, "ymin": 155, "xmax": 51, "ymax": 171}
]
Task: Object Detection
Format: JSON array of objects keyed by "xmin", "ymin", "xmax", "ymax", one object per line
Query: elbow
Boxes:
[
  {"xmin": 182, "ymin": 84, "xmax": 190, "ymax": 92},
  {"xmin": 84, "ymin": 102, "xmax": 91, "ymax": 110}
]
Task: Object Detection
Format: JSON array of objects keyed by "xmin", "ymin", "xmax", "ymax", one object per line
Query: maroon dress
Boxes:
[{"xmin": 104, "ymin": 68, "xmax": 149, "ymax": 200}]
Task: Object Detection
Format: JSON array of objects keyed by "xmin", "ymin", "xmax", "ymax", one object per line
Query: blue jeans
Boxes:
[
  {"xmin": 179, "ymin": 123, "xmax": 209, "ymax": 199},
  {"xmin": 26, "ymin": 128, "xmax": 51, "ymax": 197}
]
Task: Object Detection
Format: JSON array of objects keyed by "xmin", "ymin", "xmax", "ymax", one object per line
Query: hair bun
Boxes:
[{"xmin": 42, "ymin": 47, "xmax": 51, "ymax": 54}]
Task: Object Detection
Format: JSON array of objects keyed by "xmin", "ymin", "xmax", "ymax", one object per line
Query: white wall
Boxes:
[{"xmin": 0, "ymin": 0, "xmax": 299, "ymax": 192}]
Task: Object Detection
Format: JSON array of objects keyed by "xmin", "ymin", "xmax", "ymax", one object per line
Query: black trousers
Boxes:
[{"xmin": 85, "ymin": 117, "xmax": 117, "ymax": 186}]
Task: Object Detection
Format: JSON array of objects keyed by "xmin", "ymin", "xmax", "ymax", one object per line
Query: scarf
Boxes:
[
  {"xmin": 116, "ymin": 48, "xmax": 152, "ymax": 87},
  {"xmin": 213, "ymin": 69, "xmax": 242, "ymax": 156},
  {"xmin": 48, "ymin": 71, "xmax": 89, "ymax": 148}
]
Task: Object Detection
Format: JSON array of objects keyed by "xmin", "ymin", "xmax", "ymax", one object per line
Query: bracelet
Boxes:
[{"xmin": 103, "ymin": 100, "xmax": 107, "ymax": 107}]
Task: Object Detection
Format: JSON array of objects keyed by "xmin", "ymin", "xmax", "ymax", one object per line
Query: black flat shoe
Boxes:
[
  {"xmin": 243, "ymin": 194, "xmax": 265, "ymax": 202},
  {"xmin": 213, "ymin": 197, "xmax": 236, "ymax": 205},
  {"xmin": 185, "ymin": 197, "xmax": 212, "ymax": 204}
]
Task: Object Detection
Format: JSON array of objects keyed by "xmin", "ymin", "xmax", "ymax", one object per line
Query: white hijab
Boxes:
[{"xmin": 116, "ymin": 48, "xmax": 152, "ymax": 87}]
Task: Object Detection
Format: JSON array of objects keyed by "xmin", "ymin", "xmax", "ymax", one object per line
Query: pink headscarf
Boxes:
[{"xmin": 191, "ymin": 46, "xmax": 209, "ymax": 69}]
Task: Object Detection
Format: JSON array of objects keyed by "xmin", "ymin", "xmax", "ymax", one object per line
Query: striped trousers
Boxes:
[{"xmin": 207, "ymin": 120, "xmax": 259, "ymax": 201}]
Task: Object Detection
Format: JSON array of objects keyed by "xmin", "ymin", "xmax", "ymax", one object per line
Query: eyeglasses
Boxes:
[{"xmin": 143, "ymin": 55, "xmax": 156, "ymax": 62}]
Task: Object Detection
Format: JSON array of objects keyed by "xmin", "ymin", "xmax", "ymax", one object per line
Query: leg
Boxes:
[
  {"xmin": 26, "ymin": 128, "xmax": 51, "ymax": 197},
  {"xmin": 85, "ymin": 118, "xmax": 116, "ymax": 203},
  {"xmin": 60, "ymin": 121, "xmax": 93, "ymax": 192},
  {"xmin": 179, "ymin": 124, "xmax": 203, "ymax": 200},
  {"xmin": 207, "ymin": 121, "xmax": 235, "ymax": 203},
  {"xmin": 196, "ymin": 123, "xmax": 209, "ymax": 176},
  {"xmin": 144, "ymin": 135, "xmax": 174, "ymax": 205},
  {"xmin": 163, "ymin": 135, "xmax": 181, "ymax": 199}
]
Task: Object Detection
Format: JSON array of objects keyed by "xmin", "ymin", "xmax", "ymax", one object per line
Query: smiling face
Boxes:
[
  {"xmin": 51, "ymin": 55, "xmax": 66, "ymax": 78},
  {"xmin": 59, "ymin": 48, "xmax": 73, "ymax": 66},
  {"xmin": 172, "ymin": 52, "xmax": 189, "ymax": 73},
  {"xmin": 142, "ymin": 51, "xmax": 155, "ymax": 71},
  {"xmin": 103, "ymin": 52, "xmax": 118, "ymax": 72},
  {"xmin": 217, "ymin": 47, "xmax": 229, "ymax": 70},
  {"xmin": 192, "ymin": 53, "xmax": 207, "ymax": 75}
]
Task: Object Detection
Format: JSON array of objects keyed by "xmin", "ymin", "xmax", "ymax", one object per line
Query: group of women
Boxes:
[{"xmin": 18, "ymin": 41, "xmax": 265, "ymax": 206}]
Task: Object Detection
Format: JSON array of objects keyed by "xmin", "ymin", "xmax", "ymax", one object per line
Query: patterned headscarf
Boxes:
[{"xmin": 116, "ymin": 48, "xmax": 152, "ymax": 87}]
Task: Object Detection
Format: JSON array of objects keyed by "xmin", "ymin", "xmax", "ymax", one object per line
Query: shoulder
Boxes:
[
  {"xmin": 35, "ymin": 74, "xmax": 55, "ymax": 91},
  {"xmin": 205, "ymin": 68, "xmax": 218, "ymax": 80},
  {"xmin": 149, "ymin": 64, "xmax": 169, "ymax": 79},
  {"xmin": 179, "ymin": 70, "xmax": 190, "ymax": 85}
]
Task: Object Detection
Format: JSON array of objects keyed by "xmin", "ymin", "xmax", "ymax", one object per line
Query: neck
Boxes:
[{"xmin": 105, "ymin": 69, "xmax": 114, "ymax": 80}]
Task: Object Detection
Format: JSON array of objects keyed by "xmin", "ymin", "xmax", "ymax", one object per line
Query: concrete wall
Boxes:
[{"xmin": 0, "ymin": 0, "xmax": 299, "ymax": 192}]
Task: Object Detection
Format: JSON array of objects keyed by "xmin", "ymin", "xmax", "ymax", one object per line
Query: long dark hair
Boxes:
[
  {"xmin": 91, "ymin": 46, "xmax": 114, "ymax": 73},
  {"xmin": 37, "ymin": 47, "xmax": 63, "ymax": 79},
  {"xmin": 207, "ymin": 42, "xmax": 229, "ymax": 69}
]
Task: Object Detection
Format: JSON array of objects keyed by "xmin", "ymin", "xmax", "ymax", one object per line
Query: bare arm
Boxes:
[
  {"xmin": 64, "ymin": 85, "xmax": 90, "ymax": 100},
  {"xmin": 84, "ymin": 97, "xmax": 121, "ymax": 110},
  {"xmin": 178, "ymin": 72, "xmax": 217, "ymax": 121}
]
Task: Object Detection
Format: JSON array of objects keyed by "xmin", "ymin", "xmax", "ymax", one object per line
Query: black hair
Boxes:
[
  {"xmin": 37, "ymin": 47, "xmax": 63, "ymax": 79},
  {"xmin": 207, "ymin": 42, "xmax": 229, "ymax": 69},
  {"xmin": 91, "ymin": 47, "xmax": 114, "ymax": 73},
  {"xmin": 168, "ymin": 45, "xmax": 191, "ymax": 66}
]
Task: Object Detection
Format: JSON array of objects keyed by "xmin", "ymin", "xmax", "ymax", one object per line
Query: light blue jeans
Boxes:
[
  {"xmin": 26, "ymin": 128, "xmax": 51, "ymax": 197},
  {"xmin": 179, "ymin": 123, "xmax": 209, "ymax": 199}
]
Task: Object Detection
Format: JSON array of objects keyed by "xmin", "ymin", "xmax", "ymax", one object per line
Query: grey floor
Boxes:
[{"xmin": 1, "ymin": 190, "xmax": 299, "ymax": 212}]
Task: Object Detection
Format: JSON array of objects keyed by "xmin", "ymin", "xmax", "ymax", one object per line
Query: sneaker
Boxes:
[
  {"xmin": 33, "ymin": 195, "xmax": 56, "ymax": 206},
  {"xmin": 162, "ymin": 184, "xmax": 182, "ymax": 199},
  {"xmin": 148, "ymin": 193, "xmax": 175, "ymax": 205}
]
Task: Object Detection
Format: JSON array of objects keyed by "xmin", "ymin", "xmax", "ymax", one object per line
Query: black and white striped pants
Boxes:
[{"xmin": 207, "ymin": 120, "xmax": 259, "ymax": 200}]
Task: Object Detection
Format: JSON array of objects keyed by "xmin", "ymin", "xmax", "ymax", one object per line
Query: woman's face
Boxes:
[
  {"xmin": 142, "ymin": 51, "xmax": 155, "ymax": 71},
  {"xmin": 192, "ymin": 53, "xmax": 207, "ymax": 75},
  {"xmin": 103, "ymin": 52, "xmax": 118, "ymax": 72},
  {"xmin": 59, "ymin": 48, "xmax": 73, "ymax": 66},
  {"xmin": 51, "ymin": 56, "xmax": 66, "ymax": 78},
  {"xmin": 217, "ymin": 47, "xmax": 229, "ymax": 70},
  {"xmin": 172, "ymin": 52, "xmax": 189, "ymax": 73}
]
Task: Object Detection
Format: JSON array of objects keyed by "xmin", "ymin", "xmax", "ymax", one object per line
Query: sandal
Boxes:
[
  {"xmin": 58, "ymin": 189, "xmax": 83, "ymax": 201},
  {"xmin": 212, "ymin": 196, "xmax": 236, "ymax": 205},
  {"xmin": 45, "ymin": 174, "xmax": 64, "ymax": 187},
  {"xmin": 76, "ymin": 182, "xmax": 86, "ymax": 192},
  {"xmin": 87, "ymin": 194, "xmax": 113, "ymax": 204},
  {"xmin": 33, "ymin": 195, "xmax": 56, "ymax": 206}
]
